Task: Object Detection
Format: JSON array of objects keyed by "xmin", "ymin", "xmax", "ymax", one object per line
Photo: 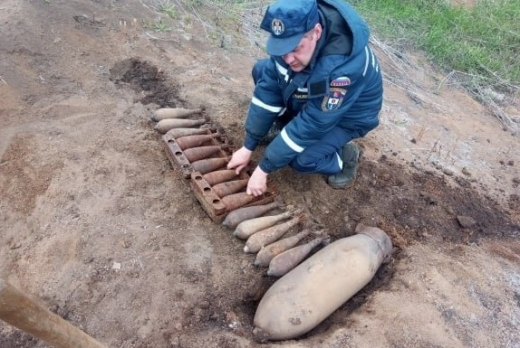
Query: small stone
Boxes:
[
  {"xmin": 443, "ymin": 168, "xmax": 454, "ymax": 176},
  {"xmin": 508, "ymin": 160, "xmax": 515, "ymax": 166},
  {"xmin": 225, "ymin": 311, "xmax": 241, "ymax": 329},
  {"xmin": 111, "ymin": 262, "xmax": 122, "ymax": 271},
  {"xmin": 457, "ymin": 216, "xmax": 476, "ymax": 228},
  {"xmin": 253, "ymin": 327, "xmax": 270, "ymax": 343},
  {"xmin": 462, "ymin": 167, "xmax": 471, "ymax": 176},
  {"xmin": 9, "ymin": 242, "xmax": 22, "ymax": 250}
]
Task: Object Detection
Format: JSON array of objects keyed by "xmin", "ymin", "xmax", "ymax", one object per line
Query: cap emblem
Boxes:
[{"xmin": 271, "ymin": 19, "xmax": 285, "ymax": 36}]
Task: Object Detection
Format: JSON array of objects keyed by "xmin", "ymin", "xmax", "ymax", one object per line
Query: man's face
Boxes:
[{"xmin": 282, "ymin": 25, "xmax": 321, "ymax": 72}]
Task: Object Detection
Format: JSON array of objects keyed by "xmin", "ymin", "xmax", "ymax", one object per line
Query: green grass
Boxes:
[
  {"xmin": 158, "ymin": 4, "xmax": 177, "ymax": 19},
  {"xmin": 351, "ymin": 0, "xmax": 520, "ymax": 89}
]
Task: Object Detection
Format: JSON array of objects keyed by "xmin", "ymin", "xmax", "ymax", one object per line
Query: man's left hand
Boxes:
[{"xmin": 247, "ymin": 167, "xmax": 268, "ymax": 196}]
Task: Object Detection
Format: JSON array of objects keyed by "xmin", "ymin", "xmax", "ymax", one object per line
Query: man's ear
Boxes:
[{"xmin": 314, "ymin": 23, "xmax": 323, "ymax": 40}]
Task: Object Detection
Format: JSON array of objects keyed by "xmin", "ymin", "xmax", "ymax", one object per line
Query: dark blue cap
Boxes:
[{"xmin": 260, "ymin": 0, "xmax": 319, "ymax": 56}]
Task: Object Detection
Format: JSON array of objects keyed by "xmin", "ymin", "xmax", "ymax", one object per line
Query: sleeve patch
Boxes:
[
  {"xmin": 321, "ymin": 88, "xmax": 348, "ymax": 111},
  {"xmin": 330, "ymin": 76, "xmax": 351, "ymax": 87}
]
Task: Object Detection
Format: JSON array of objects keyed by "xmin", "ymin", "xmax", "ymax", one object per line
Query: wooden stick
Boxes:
[{"xmin": 0, "ymin": 279, "xmax": 109, "ymax": 348}]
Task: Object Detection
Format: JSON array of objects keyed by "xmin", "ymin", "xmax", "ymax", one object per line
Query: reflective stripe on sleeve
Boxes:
[
  {"xmin": 252, "ymin": 96, "xmax": 284, "ymax": 113},
  {"xmin": 276, "ymin": 61, "xmax": 289, "ymax": 83},
  {"xmin": 362, "ymin": 46, "xmax": 370, "ymax": 77},
  {"xmin": 281, "ymin": 128, "xmax": 304, "ymax": 153}
]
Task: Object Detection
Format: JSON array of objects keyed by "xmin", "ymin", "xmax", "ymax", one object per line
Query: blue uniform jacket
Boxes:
[{"xmin": 244, "ymin": 0, "xmax": 383, "ymax": 174}]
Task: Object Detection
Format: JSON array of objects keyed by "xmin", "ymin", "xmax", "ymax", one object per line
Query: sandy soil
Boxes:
[{"xmin": 1, "ymin": 1, "xmax": 519, "ymax": 347}]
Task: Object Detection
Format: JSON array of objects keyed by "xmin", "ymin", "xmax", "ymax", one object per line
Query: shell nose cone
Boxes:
[{"xmin": 355, "ymin": 224, "xmax": 393, "ymax": 260}]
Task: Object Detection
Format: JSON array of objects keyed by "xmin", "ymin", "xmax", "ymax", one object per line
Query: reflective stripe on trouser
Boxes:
[{"xmin": 289, "ymin": 127, "xmax": 356, "ymax": 175}]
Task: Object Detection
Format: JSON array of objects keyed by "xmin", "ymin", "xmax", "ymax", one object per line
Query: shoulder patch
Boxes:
[
  {"xmin": 330, "ymin": 76, "xmax": 351, "ymax": 87},
  {"xmin": 321, "ymin": 88, "xmax": 348, "ymax": 111}
]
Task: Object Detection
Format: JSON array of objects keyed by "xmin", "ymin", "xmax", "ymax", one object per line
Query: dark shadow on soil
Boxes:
[{"xmin": 109, "ymin": 58, "xmax": 183, "ymax": 107}]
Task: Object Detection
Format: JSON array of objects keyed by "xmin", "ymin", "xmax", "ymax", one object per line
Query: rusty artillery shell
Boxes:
[
  {"xmin": 175, "ymin": 133, "xmax": 220, "ymax": 150},
  {"xmin": 151, "ymin": 107, "xmax": 202, "ymax": 122},
  {"xmin": 254, "ymin": 229, "xmax": 312, "ymax": 267},
  {"xmin": 212, "ymin": 179, "xmax": 249, "ymax": 198},
  {"xmin": 234, "ymin": 210, "xmax": 296, "ymax": 240},
  {"xmin": 183, "ymin": 145, "xmax": 228, "ymax": 162},
  {"xmin": 267, "ymin": 236, "xmax": 326, "ymax": 277},
  {"xmin": 202, "ymin": 169, "xmax": 238, "ymax": 186},
  {"xmin": 221, "ymin": 192, "xmax": 256, "ymax": 211},
  {"xmin": 191, "ymin": 157, "xmax": 230, "ymax": 174},
  {"xmin": 165, "ymin": 127, "xmax": 209, "ymax": 138},
  {"xmin": 222, "ymin": 201, "xmax": 282, "ymax": 228},
  {"xmin": 154, "ymin": 118, "xmax": 207, "ymax": 134},
  {"xmin": 244, "ymin": 214, "xmax": 305, "ymax": 254}
]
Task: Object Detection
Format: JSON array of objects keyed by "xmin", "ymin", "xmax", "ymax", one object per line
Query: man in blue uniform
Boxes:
[{"xmin": 227, "ymin": 0, "xmax": 383, "ymax": 196}]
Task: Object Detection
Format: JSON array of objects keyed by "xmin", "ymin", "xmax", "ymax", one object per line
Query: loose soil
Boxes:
[{"xmin": 1, "ymin": 1, "xmax": 519, "ymax": 348}]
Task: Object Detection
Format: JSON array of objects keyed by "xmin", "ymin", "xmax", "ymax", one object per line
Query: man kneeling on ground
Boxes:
[{"xmin": 227, "ymin": 0, "xmax": 383, "ymax": 196}]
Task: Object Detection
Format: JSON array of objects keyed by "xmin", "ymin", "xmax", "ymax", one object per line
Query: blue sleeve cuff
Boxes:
[
  {"xmin": 258, "ymin": 157, "xmax": 276, "ymax": 174},
  {"xmin": 244, "ymin": 135, "xmax": 259, "ymax": 152}
]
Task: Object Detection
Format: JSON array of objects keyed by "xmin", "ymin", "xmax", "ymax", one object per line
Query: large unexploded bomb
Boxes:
[
  {"xmin": 233, "ymin": 210, "xmax": 296, "ymax": 240},
  {"xmin": 202, "ymin": 169, "xmax": 239, "ymax": 186},
  {"xmin": 222, "ymin": 201, "xmax": 283, "ymax": 228},
  {"xmin": 266, "ymin": 236, "xmax": 326, "ymax": 277},
  {"xmin": 220, "ymin": 192, "xmax": 256, "ymax": 211},
  {"xmin": 244, "ymin": 215, "xmax": 304, "ymax": 254},
  {"xmin": 182, "ymin": 145, "xmax": 227, "ymax": 162},
  {"xmin": 254, "ymin": 229, "xmax": 312, "ymax": 267},
  {"xmin": 151, "ymin": 107, "xmax": 202, "ymax": 122},
  {"xmin": 154, "ymin": 118, "xmax": 207, "ymax": 133},
  {"xmin": 190, "ymin": 157, "xmax": 230, "ymax": 174},
  {"xmin": 253, "ymin": 224, "xmax": 393, "ymax": 342},
  {"xmin": 212, "ymin": 179, "xmax": 249, "ymax": 198}
]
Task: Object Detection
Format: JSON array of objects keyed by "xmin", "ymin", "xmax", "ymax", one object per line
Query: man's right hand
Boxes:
[{"xmin": 227, "ymin": 146, "xmax": 252, "ymax": 174}]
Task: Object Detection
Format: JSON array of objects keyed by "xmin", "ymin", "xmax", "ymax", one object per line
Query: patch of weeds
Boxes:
[
  {"xmin": 158, "ymin": 4, "xmax": 177, "ymax": 19},
  {"xmin": 141, "ymin": 19, "xmax": 171, "ymax": 33},
  {"xmin": 185, "ymin": 0, "xmax": 204, "ymax": 6},
  {"xmin": 152, "ymin": 19, "xmax": 172, "ymax": 32}
]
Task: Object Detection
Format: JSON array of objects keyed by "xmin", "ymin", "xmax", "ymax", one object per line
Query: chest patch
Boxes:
[
  {"xmin": 321, "ymin": 88, "xmax": 348, "ymax": 111},
  {"xmin": 292, "ymin": 92, "xmax": 309, "ymax": 100}
]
